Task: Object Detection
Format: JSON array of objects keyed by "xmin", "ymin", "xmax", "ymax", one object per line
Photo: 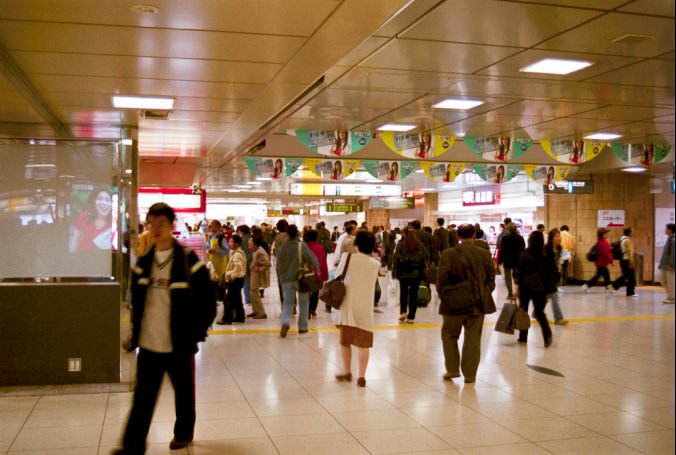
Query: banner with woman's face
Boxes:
[
  {"xmin": 464, "ymin": 136, "xmax": 531, "ymax": 162},
  {"xmin": 363, "ymin": 160, "xmax": 417, "ymax": 181},
  {"xmin": 541, "ymin": 138, "xmax": 604, "ymax": 164},
  {"xmin": 610, "ymin": 143, "xmax": 672, "ymax": 166},
  {"xmin": 380, "ymin": 132, "xmax": 455, "ymax": 159},
  {"xmin": 524, "ymin": 165, "xmax": 570, "ymax": 184},
  {"xmin": 472, "ymin": 164, "xmax": 522, "ymax": 184},
  {"xmin": 288, "ymin": 130, "xmax": 372, "ymax": 156},
  {"xmin": 244, "ymin": 157, "xmax": 302, "ymax": 179},
  {"xmin": 420, "ymin": 161, "xmax": 465, "ymax": 182},
  {"xmin": 304, "ymin": 158, "xmax": 360, "ymax": 180}
]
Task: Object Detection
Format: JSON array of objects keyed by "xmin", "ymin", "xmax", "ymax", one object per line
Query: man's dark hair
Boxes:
[
  {"xmin": 252, "ymin": 236, "xmax": 265, "ymax": 247},
  {"xmin": 238, "ymin": 224, "xmax": 250, "ymax": 235},
  {"xmin": 346, "ymin": 224, "xmax": 356, "ymax": 235},
  {"xmin": 287, "ymin": 224, "xmax": 299, "ymax": 239},
  {"xmin": 449, "ymin": 223, "xmax": 456, "ymax": 229},
  {"xmin": 423, "ymin": 226, "xmax": 432, "ymax": 234},
  {"xmin": 456, "ymin": 223, "xmax": 476, "ymax": 239},
  {"xmin": 230, "ymin": 234, "xmax": 242, "ymax": 245},
  {"xmin": 344, "ymin": 221, "xmax": 350, "ymax": 228},
  {"xmin": 410, "ymin": 220, "xmax": 421, "ymax": 230},
  {"xmin": 276, "ymin": 219, "xmax": 288, "ymax": 232},
  {"xmin": 560, "ymin": 225, "xmax": 569, "ymax": 231},
  {"xmin": 147, "ymin": 202, "xmax": 175, "ymax": 223},
  {"xmin": 667, "ymin": 223, "xmax": 676, "ymax": 234},
  {"xmin": 503, "ymin": 217, "xmax": 512, "ymax": 225},
  {"xmin": 210, "ymin": 219, "xmax": 221, "ymax": 229},
  {"xmin": 304, "ymin": 229, "xmax": 318, "ymax": 242},
  {"xmin": 354, "ymin": 230, "xmax": 376, "ymax": 254},
  {"xmin": 537, "ymin": 224, "xmax": 545, "ymax": 231},
  {"xmin": 437, "ymin": 218, "xmax": 445, "ymax": 227},
  {"xmin": 475, "ymin": 229, "xmax": 484, "ymax": 239},
  {"xmin": 623, "ymin": 227, "xmax": 633, "ymax": 236},
  {"xmin": 349, "ymin": 220, "xmax": 358, "ymax": 227}
]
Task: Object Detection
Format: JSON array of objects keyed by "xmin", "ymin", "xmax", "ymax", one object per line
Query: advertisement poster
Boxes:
[
  {"xmin": 610, "ymin": 143, "xmax": 672, "ymax": 166},
  {"xmin": 363, "ymin": 160, "xmax": 417, "ymax": 181},
  {"xmin": 289, "ymin": 130, "xmax": 371, "ymax": 156},
  {"xmin": 244, "ymin": 156, "xmax": 302, "ymax": 179},
  {"xmin": 472, "ymin": 164, "xmax": 522, "ymax": 184},
  {"xmin": 541, "ymin": 138, "xmax": 604, "ymax": 164},
  {"xmin": 380, "ymin": 132, "xmax": 455, "ymax": 159},
  {"xmin": 523, "ymin": 165, "xmax": 570, "ymax": 184},
  {"xmin": 420, "ymin": 161, "xmax": 465, "ymax": 182},
  {"xmin": 598, "ymin": 209, "xmax": 625, "ymax": 228},
  {"xmin": 464, "ymin": 136, "xmax": 531, "ymax": 162},
  {"xmin": 304, "ymin": 158, "xmax": 360, "ymax": 180}
]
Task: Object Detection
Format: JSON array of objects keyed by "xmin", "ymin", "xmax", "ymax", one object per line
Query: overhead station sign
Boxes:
[
  {"xmin": 543, "ymin": 180, "xmax": 594, "ymax": 194},
  {"xmin": 326, "ymin": 203, "xmax": 363, "ymax": 213},
  {"xmin": 368, "ymin": 197, "xmax": 415, "ymax": 209}
]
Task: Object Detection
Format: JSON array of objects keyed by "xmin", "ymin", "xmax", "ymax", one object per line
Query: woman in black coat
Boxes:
[
  {"xmin": 514, "ymin": 230, "xmax": 557, "ymax": 347},
  {"xmin": 392, "ymin": 227, "xmax": 428, "ymax": 324}
]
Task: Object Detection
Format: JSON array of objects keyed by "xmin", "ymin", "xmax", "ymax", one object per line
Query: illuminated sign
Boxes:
[
  {"xmin": 290, "ymin": 183, "xmax": 401, "ymax": 197},
  {"xmin": 544, "ymin": 180, "xmax": 594, "ymax": 194},
  {"xmin": 369, "ymin": 197, "xmax": 415, "ymax": 209},
  {"xmin": 326, "ymin": 203, "xmax": 363, "ymax": 213},
  {"xmin": 462, "ymin": 190, "xmax": 499, "ymax": 206},
  {"xmin": 139, "ymin": 188, "xmax": 206, "ymax": 213}
]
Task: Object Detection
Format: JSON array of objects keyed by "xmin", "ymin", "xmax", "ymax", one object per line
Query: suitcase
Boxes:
[{"xmin": 417, "ymin": 282, "xmax": 431, "ymax": 307}]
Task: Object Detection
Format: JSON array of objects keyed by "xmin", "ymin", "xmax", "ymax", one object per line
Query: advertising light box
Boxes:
[{"xmin": 290, "ymin": 183, "xmax": 401, "ymax": 197}]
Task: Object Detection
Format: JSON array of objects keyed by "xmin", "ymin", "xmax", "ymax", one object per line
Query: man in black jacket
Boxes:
[
  {"xmin": 113, "ymin": 203, "xmax": 216, "ymax": 455},
  {"xmin": 411, "ymin": 219, "xmax": 433, "ymax": 263},
  {"xmin": 498, "ymin": 222, "xmax": 525, "ymax": 301},
  {"xmin": 432, "ymin": 217, "xmax": 450, "ymax": 263},
  {"xmin": 436, "ymin": 224, "xmax": 495, "ymax": 384}
]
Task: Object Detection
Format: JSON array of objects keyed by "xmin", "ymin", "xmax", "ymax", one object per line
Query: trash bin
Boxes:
[{"xmin": 634, "ymin": 252, "xmax": 644, "ymax": 286}]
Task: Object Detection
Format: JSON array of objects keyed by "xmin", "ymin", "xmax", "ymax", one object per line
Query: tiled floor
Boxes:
[{"xmin": 1, "ymin": 274, "xmax": 674, "ymax": 455}]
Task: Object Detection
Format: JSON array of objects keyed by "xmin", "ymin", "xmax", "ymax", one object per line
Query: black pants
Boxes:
[
  {"xmin": 612, "ymin": 259, "xmax": 636, "ymax": 296},
  {"xmin": 399, "ymin": 278, "xmax": 421, "ymax": 320},
  {"xmin": 586, "ymin": 266, "xmax": 611, "ymax": 287},
  {"xmin": 309, "ymin": 289, "xmax": 319, "ymax": 315},
  {"xmin": 223, "ymin": 277, "xmax": 245, "ymax": 323},
  {"xmin": 518, "ymin": 289, "xmax": 551, "ymax": 343},
  {"xmin": 122, "ymin": 349, "xmax": 195, "ymax": 453}
]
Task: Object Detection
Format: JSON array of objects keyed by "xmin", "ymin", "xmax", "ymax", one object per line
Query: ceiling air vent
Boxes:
[
  {"xmin": 139, "ymin": 109, "xmax": 171, "ymax": 120},
  {"xmin": 611, "ymin": 33, "xmax": 654, "ymax": 45}
]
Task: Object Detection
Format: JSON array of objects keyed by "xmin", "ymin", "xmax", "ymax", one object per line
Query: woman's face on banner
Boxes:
[{"xmin": 95, "ymin": 191, "xmax": 112, "ymax": 217}]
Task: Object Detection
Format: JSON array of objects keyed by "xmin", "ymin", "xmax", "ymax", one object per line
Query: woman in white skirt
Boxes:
[{"xmin": 334, "ymin": 230, "xmax": 381, "ymax": 387}]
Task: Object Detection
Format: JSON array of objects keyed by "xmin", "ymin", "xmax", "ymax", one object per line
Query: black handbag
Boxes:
[
  {"xmin": 319, "ymin": 254, "xmax": 352, "ymax": 309},
  {"xmin": 297, "ymin": 243, "xmax": 322, "ymax": 293}
]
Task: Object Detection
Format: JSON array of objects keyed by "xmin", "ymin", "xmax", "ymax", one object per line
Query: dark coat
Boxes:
[
  {"xmin": 415, "ymin": 229, "xmax": 434, "ymax": 262},
  {"xmin": 392, "ymin": 240, "xmax": 428, "ymax": 280},
  {"xmin": 498, "ymin": 231, "xmax": 525, "ymax": 268},
  {"xmin": 515, "ymin": 248, "xmax": 558, "ymax": 294}
]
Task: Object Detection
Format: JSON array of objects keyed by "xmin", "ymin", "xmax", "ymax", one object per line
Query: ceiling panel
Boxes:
[
  {"xmin": 499, "ymin": 0, "xmax": 627, "ymax": 9},
  {"xmin": 569, "ymin": 105, "xmax": 674, "ymax": 121},
  {"xmin": 585, "ymin": 58, "xmax": 676, "ymax": 88},
  {"xmin": 11, "ymin": 51, "xmax": 283, "ymax": 84},
  {"xmin": 617, "ymin": 0, "xmax": 676, "ymax": 18},
  {"xmin": 0, "ymin": 21, "xmax": 307, "ymax": 64},
  {"xmin": 56, "ymin": 108, "xmax": 135, "ymax": 124},
  {"xmin": 536, "ymin": 12, "xmax": 675, "ymax": 58},
  {"xmin": 0, "ymin": 0, "xmax": 340, "ymax": 36},
  {"xmin": 361, "ymin": 39, "xmax": 523, "ymax": 74},
  {"xmin": 521, "ymin": 117, "xmax": 634, "ymax": 137},
  {"xmin": 334, "ymin": 67, "xmax": 464, "ymax": 93},
  {"xmin": 401, "ymin": 0, "xmax": 602, "ymax": 48}
]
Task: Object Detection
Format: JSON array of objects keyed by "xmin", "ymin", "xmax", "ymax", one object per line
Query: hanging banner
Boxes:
[
  {"xmin": 472, "ymin": 164, "xmax": 522, "ymax": 184},
  {"xmin": 610, "ymin": 143, "xmax": 672, "ymax": 166},
  {"xmin": 363, "ymin": 160, "xmax": 417, "ymax": 182},
  {"xmin": 541, "ymin": 138, "xmax": 604, "ymax": 164},
  {"xmin": 304, "ymin": 158, "xmax": 360, "ymax": 180},
  {"xmin": 464, "ymin": 136, "xmax": 531, "ymax": 162},
  {"xmin": 288, "ymin": 130, "xmax": 371, "ymax": 156},
  {"xmin": 523, "ymin": 165, "xmax": 570, "ymax": 184},
  {"xmin": 244, "ymin": 157, "xmax": 302, "ymax": 179},
  {"xmin": 380, "ymin": 132, "xmax": 455, "ymax": 159},
  {"xmin": 420, "ymin": 161, "xmax": 465, "ymax": 182}
]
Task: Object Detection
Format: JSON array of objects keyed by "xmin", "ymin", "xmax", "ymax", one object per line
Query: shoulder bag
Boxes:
[
  {"xmin": 318, "ymin": 253, "xmax": 352, "ymax": 309},
  {"xmin": 297, "ymin": 242, "xmax": 322, "ymax": 293}
]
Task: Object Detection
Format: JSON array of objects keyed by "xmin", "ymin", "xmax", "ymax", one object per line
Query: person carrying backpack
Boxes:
[
  {"xmin": 581, "ymin": 228, "xmax": 614, "ymax": 293},
  {"xmin": 608, "ymin": 228, "xmax": 637, "ymax": 297}
]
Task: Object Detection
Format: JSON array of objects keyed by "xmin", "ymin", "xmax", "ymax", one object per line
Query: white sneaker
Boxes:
[
  {"xmin": 558, "ymin": 287, "xmax": 565, "ymax": 293},
  {"xmin": 404, "ymin": 319, "xmax": 415, "ymax": 324},
  {"xmin": 628, "ymin": 294, "xmax": 639, "ymax": 298},
  {"xmin": 398, "ymin": 313, "xmax": 407, "ymax": 322},
  {"xmin": 581, "ymin": 284, "xmax": 590, "ymax": 294},
  {"xmin": 606, "ymin": 285, "xmax": 616, "ymax": 294},
  {"xmin": 663, "ymin": 299, "xmax": 675, "ymax": 304}
]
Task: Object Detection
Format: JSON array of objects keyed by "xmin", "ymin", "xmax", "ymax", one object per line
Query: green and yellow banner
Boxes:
[{"xmin": 380, "ymin": 132, "xmax": 455, "ymax": 159}]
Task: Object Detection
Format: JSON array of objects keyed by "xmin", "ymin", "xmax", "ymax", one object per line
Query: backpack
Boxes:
[
  {"xmin": 319, "ymin": 229, "xmax": 334, "ymax": 254},
  {"xmin": 586, "ymin": 244, "xmax": 598, "ymax": 262},
  {"xmin": 611, "ymin": 238, "xmax": 625, "ymax": 260}
]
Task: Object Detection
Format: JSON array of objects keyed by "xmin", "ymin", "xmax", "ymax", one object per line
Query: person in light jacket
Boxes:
[
  {"xmin": 247, "ymin": 236, "xmax": 270, "ymax": 319},
  {"xmin": 334, "ymin": 230, "xmax": 381, "ymax": 388},
  {"xmin": 216, "ymin": 234, "xmax": 247, "ymax": 325}
]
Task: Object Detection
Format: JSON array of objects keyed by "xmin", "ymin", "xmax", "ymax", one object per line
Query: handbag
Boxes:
[
  {"xmin": 514, "ymin": 305, "xmax": 531, "ymax": 331},
  {"xmin": 494, "ymin": 302, "xmax": 517, "ymax": 334},
  {"xmin": 318, "ymin": 253, "xmax": 352, "ymax": 309},
  {"xmin": 297, "ymin": 243, "xmax": 322, "ymax": 293}
]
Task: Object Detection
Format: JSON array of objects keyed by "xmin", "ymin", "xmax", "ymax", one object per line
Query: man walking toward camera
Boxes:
[{"xmin": 113, "ymin": 203, "xmax": 216, "ymax": 455}]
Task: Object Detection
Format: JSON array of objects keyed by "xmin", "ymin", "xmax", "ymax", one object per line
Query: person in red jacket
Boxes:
[
  {"xmin": 581, "ymin": 227, "xmax": 614, "ymax": 293},
  {"xmin": 304, "ymin": 229, "xmax": 329, "ymax": 319}
]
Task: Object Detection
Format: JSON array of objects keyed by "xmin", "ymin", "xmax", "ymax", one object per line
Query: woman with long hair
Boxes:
[
  {"xmin": 392, "ymin": 226, "xmax": 428, "ymax": 324},
  {"xmin": 331, "ymin": 160, "xmax": 343, "ymax": 180},
  {"xmin": 331, "ymin": 130, "xmax": 350, "ymax": 156},
  {"xmin": 514, "ymin": 230, "xmax": 557, "ymax": 346},
  {"xmin": 71, "ymin": 186, "xmax": 114, "ymax": 251},
  {"xmin": 417, "ymin": 133, "xmax": 432, "ymax": 159},
  {"xmin": 388, "ymin": 162, "xmax": 399, "ymax": 181}
]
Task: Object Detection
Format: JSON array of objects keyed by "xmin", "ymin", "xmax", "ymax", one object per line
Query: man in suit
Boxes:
[
  {"xmin": 436, "ymin": 224, "xmax": 495, "ymax": 384},
  {"xmin": 432, "ymin": 217, "xmax": 450, "ymax": 263},
  {"xmin": 411, "ymin": 219, "xmax": 434, "ymax": 263},
  {"xmin": 473, "ymin": 229, "xmax": 490, "ymax": 252}
]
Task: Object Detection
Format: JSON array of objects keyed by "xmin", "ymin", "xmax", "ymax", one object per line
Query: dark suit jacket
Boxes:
[
  {"xmin": 436, "ymin": 241, "xmax": 496, "ymax": 315},
  {"xmin": 474, "ymin": 239, "xmax": 490, "ymax": 252},
  {"xmin": 415, "ymin": 229, "xmax": 434, "ymax": 262}
]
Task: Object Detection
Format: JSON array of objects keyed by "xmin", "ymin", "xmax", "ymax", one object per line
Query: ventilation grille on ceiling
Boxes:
[
  {"xmin": 139, "ymin": 109, "xmax": 171, "ymax": 120},
  {"xmin": 612, "ymin": 33, "xmax": 655, "ymax": 44}
]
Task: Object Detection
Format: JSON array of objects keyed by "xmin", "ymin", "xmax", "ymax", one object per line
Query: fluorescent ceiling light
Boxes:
[
  {"xmin": 621, "ymin": 166, "xmax": 647, "ymax": 173},
  {"xmin": 519, "ymin": 58, "xmax": 593, "ymax": 75},
  {"xmin": 432, "ymin": 99, "xmax": 484, "ymax": 110},
  {"xmin": 584, "ymin": 133, "xmax": 622, "ymax": 140},
  {"xmin": 256, "ymin": 177, "xmax": 272, "ymax": 181},
  {"xmin": 366, "ymin": 179, "xmax": 383, "ymax": 183},
  {"xmin": 112, "ymin": 95, "xmax": 175, "ymax": 109},
  {"xmin": 420, "ymin": 188, "xmax": 435, "ymax": 192},
  {"xmin": 415, "ymin": 169, "xmax": 424, "ymax": 173},
  {"xmin": 247, "ymin": 181, "xmax": 262, "ymax": 185},
  {"xmin": 377, "ymin": 123, "xmax": 416, "ymax": 132},
  {"xmin": 121, "ymin": 139, "xmax": 133, "ymax": 146}
]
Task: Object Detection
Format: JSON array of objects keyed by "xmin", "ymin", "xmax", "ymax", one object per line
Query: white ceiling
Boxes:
[{"xmin": 0, "ymin": 0, "xmax": 673, "ymax": 196}]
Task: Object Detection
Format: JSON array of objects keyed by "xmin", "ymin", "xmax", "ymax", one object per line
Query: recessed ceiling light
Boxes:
[
  {"xmin": 112, "ymin": 95, "xmax": 174, "ymax": 109},
  {"xmin": 415, "ymin": 169, "xmax": 424, "ymax": 173},
  {"xmin": 377, "ymin": 123, "xmax": 416, "ymax": 132},
  {"xmin": 131, "ymin": 4, "xmax": 160, "ymax": 14},
  {"xmin": 247, "ymin": 181, "xmax": 262, "ymax": 185},
  {"xmin": 237, "ymin": 185, "xmax": 252, "ymax": 189},
  {"xmin": 621, "ymin": 166, "xmax": 648, "ymax": 173},
  {"xmin": 256, "ymin": 177, "xmax": 272, "ymax": 181},
  {"xmin": 432, "ymin": 99, "xmax": 484, "ymax": 110},
  {"xmin": 584, "ymin": 133, "xmax": 622, "ymax": 140},
  {"xmin": 520, "ymin": 58, "xmax": 593, "ymax": 75},
  {"xmin": 455, "ymin": 132, "xmax": 466, "ymax": 138}
]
